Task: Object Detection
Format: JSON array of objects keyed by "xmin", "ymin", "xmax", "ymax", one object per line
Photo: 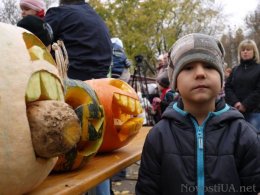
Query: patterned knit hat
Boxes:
[
  {"xmin": 168, "ymin": 33, "xmax": 225, "ymax": 90},
  {"xmin": 20, "ymin": 0, "xmax": 46, "ymax": 12}
]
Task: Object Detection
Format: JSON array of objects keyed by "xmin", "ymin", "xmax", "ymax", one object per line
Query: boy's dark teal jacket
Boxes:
[{"xmin": 136, "ymin": 98, "xmax": 260, "ymax": 195}]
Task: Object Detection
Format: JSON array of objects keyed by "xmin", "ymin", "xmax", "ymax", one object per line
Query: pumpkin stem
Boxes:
[{"xmin": 52, "ymin": 40, "xmax": 69, "ymax": 82}]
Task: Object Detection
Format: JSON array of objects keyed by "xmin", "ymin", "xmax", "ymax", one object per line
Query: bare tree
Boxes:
[
  {"xmin": 0, "ymin": 0, "xmax": 20, "ymax": 25},
  {"xmin": 245, "ymin": 3, "xmax": 260, "ymax": 50}
]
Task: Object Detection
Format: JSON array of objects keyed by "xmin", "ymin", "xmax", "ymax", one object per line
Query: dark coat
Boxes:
[
  {"xmin": 111, "ymin": 43, "xmax": 131, "ymax": 77},
  {"xmin": 136, "ymin": 98, "xmax": 260, "ymax": 195},
  {"xmin": 224, "ymin": 59, "xmax": 260, "ymax": 113},
  {"xmin": 45, "ymin": 1, "xmax": 112, "ymax": 80}
]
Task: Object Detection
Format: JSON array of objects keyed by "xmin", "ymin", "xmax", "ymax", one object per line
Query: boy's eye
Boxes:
[
  {"xmin": 183, "ymin": 65, "xmax": 193, "ymax": 70},
  {"xmin": 204, "ymin": 64, "xmax": 214, "ymax": 69}
]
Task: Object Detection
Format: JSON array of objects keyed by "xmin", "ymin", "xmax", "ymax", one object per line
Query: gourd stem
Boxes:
[{"xmin": 52, "ymin": 40, "xmax": 69, "ymax": 82}]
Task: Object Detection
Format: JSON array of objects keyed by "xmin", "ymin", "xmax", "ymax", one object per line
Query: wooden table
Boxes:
[{"xmin": 29, "ymin": 126, "xmax": 151, "ymax": 195}]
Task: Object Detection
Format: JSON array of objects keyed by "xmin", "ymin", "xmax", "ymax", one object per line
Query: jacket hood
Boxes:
[{"xmin": 162, "ymin": 98, "xmax": 244, "ymax": 128}]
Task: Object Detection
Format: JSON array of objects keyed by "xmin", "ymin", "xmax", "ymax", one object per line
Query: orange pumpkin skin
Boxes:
[
  {"xmin": 86, "ymin": 78, "xmax": 143, "ymax": 152},
  {"xmin": 0, "ymin": 23, "xmax": 59, "ymax": 194}
]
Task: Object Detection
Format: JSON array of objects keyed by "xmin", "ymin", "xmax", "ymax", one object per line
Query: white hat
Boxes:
[{"xmin": 111, "ymin": 37, "xmax": 123, "ymax": 48}]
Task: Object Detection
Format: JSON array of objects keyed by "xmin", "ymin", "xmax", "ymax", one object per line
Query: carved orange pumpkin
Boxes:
[
  {"xmin": 52, "ymin": 79, "xmax": 105, "ymax": 172},
  {"xmin": 86, "ymin": 78, "xmax": 143, "ymax": 152},
  {"xmin": 0, "ymin": 23, "xmax": 64, "ymax": 194}
]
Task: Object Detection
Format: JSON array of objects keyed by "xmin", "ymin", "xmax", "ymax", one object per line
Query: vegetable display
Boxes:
[{"xmin": 0, "ymin": 22, "xmax": 143, "ymax": 194}]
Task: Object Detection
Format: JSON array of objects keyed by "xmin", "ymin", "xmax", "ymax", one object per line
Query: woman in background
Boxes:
[{"xmin": 225, "ymin": 39, "xmax": 260, "ymax": 131}]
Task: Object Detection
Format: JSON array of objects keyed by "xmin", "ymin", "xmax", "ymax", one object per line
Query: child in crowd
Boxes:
[
  {"xmin": 111, "ymin": 37, "xmax": 131, "ymax": 82},
  {"xmin": 152, "ymin": 76, "xmax": 176, "ymax": 123},
  {"xmin": 136, "ymin": 33, "xmax": 260, "ymax": 194},
  {"xmin": 20, "ymin": 0, "xmax": 46, "ymax": 19},
  {"xmin": 17, "ymin": 15, "xmax": 53, "ymax": 50}
]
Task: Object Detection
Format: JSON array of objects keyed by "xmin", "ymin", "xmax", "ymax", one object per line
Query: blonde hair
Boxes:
[{"xmin": 238, "ymin": 39, "xmax": 260, "ymax": 63}]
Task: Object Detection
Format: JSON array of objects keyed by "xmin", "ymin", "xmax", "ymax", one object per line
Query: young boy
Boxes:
[{"xmin": 136, "ymin": 33, "xmax": 260, "ymax": 195}]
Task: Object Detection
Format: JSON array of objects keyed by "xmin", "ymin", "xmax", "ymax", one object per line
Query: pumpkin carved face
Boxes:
[
  {"xmin": 0, "ymin": 23, "xmax": 64, "ymax": 194},
  {"xmin": 52, "ymin": 79, "xmax": 105, "ymax": 172},
  {"xmin": 86, "ymin": 78, "xmax": 143, "ymax": 152}
]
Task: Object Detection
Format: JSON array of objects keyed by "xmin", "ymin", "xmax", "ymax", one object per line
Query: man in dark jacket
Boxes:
[
  {"xmin": 45, "ymin": 0, "xmax": 112, "ymax": 80},
  {"xmin": 136, "ymin": 33, "xmax": 260, "ymax": 195}
]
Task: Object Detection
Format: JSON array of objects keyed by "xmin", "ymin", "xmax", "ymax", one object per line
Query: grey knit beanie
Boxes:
[{"xmin": 168, "ymin": 33, "xmax": 225, "ymax": 90}]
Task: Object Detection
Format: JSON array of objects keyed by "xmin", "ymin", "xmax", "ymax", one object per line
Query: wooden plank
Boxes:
[{"xmin": 29, "ymin": 126, "xmax": 151, "ymax": 195}]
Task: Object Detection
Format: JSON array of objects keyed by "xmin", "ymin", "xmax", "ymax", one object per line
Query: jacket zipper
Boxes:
[
  {"xmin": 196, "ymin": 126, "xmax": 204, "ymax": 195},
  {"xmin": 191, "ymin": 119, "xmax": 205, "ymax": 195}
]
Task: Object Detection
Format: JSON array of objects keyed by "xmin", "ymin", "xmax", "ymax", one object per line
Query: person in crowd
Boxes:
[
  {"xmin": 224, "ymin": 66, "xmax": 232, "ymax": 79},
  {"xmin": 218, "ymin": 62, "xmax": 232, "ymax": 99},
  {"xmin": 17, "ymin": 15, "xmax": 53, "ymax": 50},
  {"xmin": 136, "ymin": 91, "xmax": 154, "ymax": 125},
  {"xmin": 146, "ymin": 83, "xmax": 159, "ymax": 104},
  {"xmin": 44, "ymin": 0, "xmax": 112, "ymax": 81},
  {"xmin": 151, "ymin": 76, "xmax": 175, "ymax": 123},
  {"xmin": 111, "ymin": 37, "xmax": 131, "ymax": 83},
  {"xmin": 136, "ymin": 33, "xmax": 260, "ymax": 194},
  {"xmin": 152, "ymin": 52, "xmax": 177, "ymax": 123},
  {"xmin": 156, "ymin": 52, "xmax": 169, "ymax": 74},
  {"xmin": 225, "ymin": 39, "xmax": 260, "ymax": 131},
  {"xmin": 156, "ymin": 54, "xmax": 164, "ymax": 73},
  {"xmin": 20, "ymin": 0, "xmax": 46, "ymax": 19}
]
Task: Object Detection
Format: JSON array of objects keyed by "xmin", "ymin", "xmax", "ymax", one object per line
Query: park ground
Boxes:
[{"xmin": 111, "ymin": 162, "xmax": 140, "ymax": 195}]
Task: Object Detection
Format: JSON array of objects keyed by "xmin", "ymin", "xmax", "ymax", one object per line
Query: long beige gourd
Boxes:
[{"xmin": 0, "ymin": 22, "xmax": 66, "ymax": 194}]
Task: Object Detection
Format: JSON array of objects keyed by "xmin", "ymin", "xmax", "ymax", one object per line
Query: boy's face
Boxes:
[{"xmin": 176, "ymin": 61, "xmax": 221, "ymax": 104}]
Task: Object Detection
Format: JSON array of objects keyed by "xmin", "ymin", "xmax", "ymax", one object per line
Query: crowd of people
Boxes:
[{"xmin": 15, "ymin": 0, "xmax": 260, "ymax": 194}]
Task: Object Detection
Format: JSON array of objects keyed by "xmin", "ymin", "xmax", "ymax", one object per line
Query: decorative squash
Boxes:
[
  {"xmin": 0, "ymin": 23, "xmax": 77, "ymax": 194},
  {"xmin": 86, "ymin": 78, "xmax": 143, "ymax": 152},
  {"xmin": 52, "ymin": 79, "xmax": 105, "ymax": 172}
]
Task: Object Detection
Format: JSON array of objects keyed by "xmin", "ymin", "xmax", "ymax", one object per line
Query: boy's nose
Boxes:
[{"xmin": 194, "ymin": 65, "xmax": 206, "ymax": 78}]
